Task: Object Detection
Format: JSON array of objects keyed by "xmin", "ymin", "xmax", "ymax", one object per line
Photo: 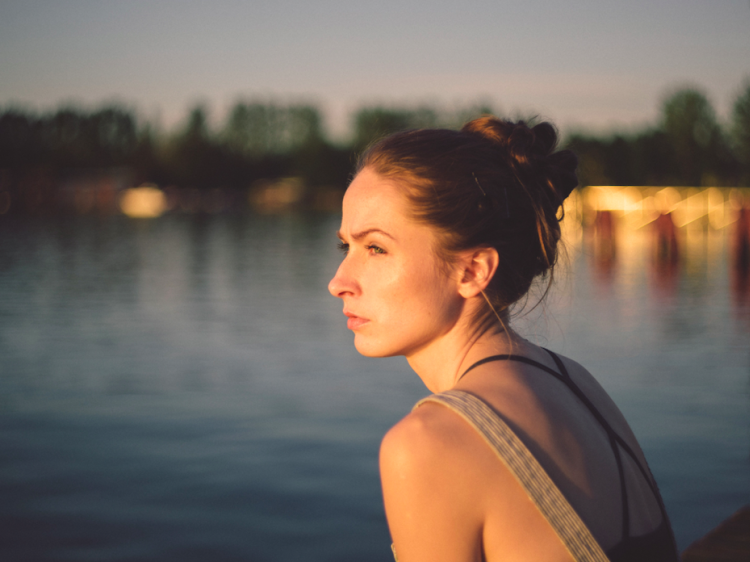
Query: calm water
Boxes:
[{"xmin": 0, "ymin": 213, "xmax": 748, "ymax": 561}]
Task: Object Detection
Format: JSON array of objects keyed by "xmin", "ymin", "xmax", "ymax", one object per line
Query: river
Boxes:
[{"xmin": 0, "ymin": 211, "xmax": 748, "ymax": 561}]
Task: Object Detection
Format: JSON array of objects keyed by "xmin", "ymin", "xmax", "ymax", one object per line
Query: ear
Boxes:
[{"xmin": 456, "ymin": 247, "xmax": 499, "ymax": 299}]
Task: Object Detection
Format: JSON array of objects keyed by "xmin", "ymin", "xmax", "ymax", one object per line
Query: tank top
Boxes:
[{"xmin": 396, "ymin": 350, "xmax": 679, "ymax": 562}]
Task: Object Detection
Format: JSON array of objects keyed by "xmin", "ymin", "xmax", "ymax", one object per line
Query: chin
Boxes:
[{"xmin": 353, "ymin": 335, "xmax": 401, "ymax": 358}]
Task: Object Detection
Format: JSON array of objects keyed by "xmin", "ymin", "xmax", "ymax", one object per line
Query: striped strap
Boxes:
[{"xmin": 415, "ymin": 390, "xmax": 610, "ymax": 562}]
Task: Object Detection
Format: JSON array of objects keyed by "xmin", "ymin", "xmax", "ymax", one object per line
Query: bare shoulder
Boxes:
[
  {"xmin": 380, "ymin": 400, "xmax": 480, "ymax": 480},
  {"xmin": 379, "ymin": 401, "xmax": 493, "ymax": 562},
  {"xmin": 380, "ymin": 398, "xmax": 577, "ymax": 562}
]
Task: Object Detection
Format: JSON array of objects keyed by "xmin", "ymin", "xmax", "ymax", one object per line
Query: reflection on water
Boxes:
[
  {"xmin": 0, "ymin": 214, "xmax": 413, "ymax": 562},
  {"xmin": 0, "ymin": 200, "xmax": 749, "ymax": 560}
]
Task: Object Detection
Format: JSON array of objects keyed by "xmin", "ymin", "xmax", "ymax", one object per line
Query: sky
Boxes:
[{"xmin": 1, "ymin": 0, "xmax": 749, "ymax": 140}]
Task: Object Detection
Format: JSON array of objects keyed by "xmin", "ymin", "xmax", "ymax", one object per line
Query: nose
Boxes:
[{"xmin": 328, "ymin": 258, "xmax": 357, "ymax": 299}]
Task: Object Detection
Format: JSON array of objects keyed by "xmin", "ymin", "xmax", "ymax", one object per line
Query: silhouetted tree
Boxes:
[
  {"xmin": 88, "ymin": 107, "xmax": 138, "ymax": 166},
  {"xmin": 223, "ymin": 102, "xmax": 275, "ymax": 157},
  {"xmin": 564, "ymin": 135, "xmax": 613, "ymax": 186},
  {"xmin": 660, "ymin": 88, "xmax": 729, "ymax": 185},
  {"xmin": 166, "ymin": 104, "xmax": 229, "ymax": 188},
  {"xmin": 631, "ymin": 130, "xmax": 678, "ymax": 185},
  {"xmin": 351, "ymin": 107, "xmax": 429, "ymax": 153},
  {"xmin": 0, "ymin": 109, "xmax": 41, "ymax": 169},
  {"xmin": 350, "ymin": 103, "xmax": 501, "ymax": 154},
  {"xmin": 131, "ymin": 124, "xmax": 167, "ymax": 185},
  {"xmin": 2, "ymin": 91, "xmax": 747, "ymax": 217},
  {"xmin": 732, "ymin": 80, "xmax": 750, "ymax": 183},
  {"xmin": 284, "ymin": 105, "xmax": 324, "ymax": 149},
  {"xmin": 222, "ymin": 101, "xmax": 326, "ymax": 157}
]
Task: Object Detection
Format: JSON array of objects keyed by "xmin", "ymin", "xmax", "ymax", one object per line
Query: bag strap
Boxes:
[{"xmin": 415, "ymin": 389, "xmax": 610, "ymax": 562}]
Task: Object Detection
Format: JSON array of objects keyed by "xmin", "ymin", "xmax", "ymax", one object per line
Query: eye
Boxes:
[
  {"xmin": 337, "ymin": 241, "xmax": 349, "ymax": 255},
  {"xmin": 366, "ymin": 244, "xmax": 386, "ymax": 255}
]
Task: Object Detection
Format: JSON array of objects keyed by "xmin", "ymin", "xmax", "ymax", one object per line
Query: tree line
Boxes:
[
  {"xmin": 0, "ymin": 83, "xmax": 749, "ymax": 214},
  {"xmin": 568, "ymin": 85, "xmax": 750, "ymax": 187}
]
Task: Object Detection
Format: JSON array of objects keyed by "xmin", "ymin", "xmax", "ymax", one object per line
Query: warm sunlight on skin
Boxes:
[
  {"xmin": 328, "ymin": 166, "xmax": 513, "ymax": 394},
  {"xmin": 328, "ymin": 167, "xmax": 465, "ymax": 363},
  {"xmin": 325, "ymin": 111, "xmax": 681, "ymax": 561},
  {"xmin": 327, "ymin": 166, "xmax": 669, "ymax": 562},
  {"xmin": 329, "ymin": 168, "xmax": 581, "ymax": 561}
]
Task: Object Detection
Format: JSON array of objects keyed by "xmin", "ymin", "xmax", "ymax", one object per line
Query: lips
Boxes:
[{"xmin": 344, "ymin": 311, "xmax": 369, "ymax": 331}]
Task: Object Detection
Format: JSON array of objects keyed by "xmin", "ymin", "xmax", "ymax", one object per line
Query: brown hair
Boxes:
[{"xmin": 356, "ymin": 116, "xmax": 578, "ymax": 322}]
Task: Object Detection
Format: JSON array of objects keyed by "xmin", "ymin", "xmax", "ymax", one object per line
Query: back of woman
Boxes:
[{"xmin": 329, "ymin": 116, "xmax": 679, "ymax": 562}]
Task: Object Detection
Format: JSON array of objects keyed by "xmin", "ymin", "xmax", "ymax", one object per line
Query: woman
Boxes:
[{"xmin": 328, "ymin": 117, "xmax": 679, "ymax": 562}]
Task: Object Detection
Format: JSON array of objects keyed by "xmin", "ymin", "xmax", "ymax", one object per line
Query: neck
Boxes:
[{"xmin": 406, "ymin": 316, "xmax": 523, "ymax": 394}]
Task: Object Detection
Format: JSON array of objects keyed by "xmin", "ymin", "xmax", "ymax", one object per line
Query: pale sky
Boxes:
[{"xmin": 1, "ymin": 0, "xmax": 749, "ymax": 140}]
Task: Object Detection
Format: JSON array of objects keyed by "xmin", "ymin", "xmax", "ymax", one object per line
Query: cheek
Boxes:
[
  {"xmin": 391, "ymin": 261, "xmax": 456, "ymax": 319},
  {"xmin": 424, "ymin": 278, "xmax": 462, "ymax": 322},
  {"xmin": 367, "ymin": 259, "xmax": 408, "ymax": 299},
  {"xmin": 353, "ymin": 258, "xmax": 458, "ymax": 357}
]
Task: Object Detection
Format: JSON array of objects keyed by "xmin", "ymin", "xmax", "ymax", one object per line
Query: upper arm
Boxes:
[{"xmin": 379, "ymin": 405, "xmax": 487, "ymax": 562}]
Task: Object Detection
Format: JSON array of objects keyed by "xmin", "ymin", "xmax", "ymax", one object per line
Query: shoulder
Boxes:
[
  {"xmin": 380, "ymin": 403, "xmax": 449, "ymax": 484},
  {"xmin": 552, "ymin": 352, "xmax": 640, "ymax": 443},
  {"xmin": 379, "ymin": 395, "xmax": 575, "ymax": 561},
  {"xmin": 379, "ymin": 399, "xmax": 493, "ymax": 561},
  {"xmin": 381, "ymin": 399, "xmax": 459, "ymax": 450},
  {"xmin": 380, "ymin": 398, "xmax": 480, "ymax": 477}
]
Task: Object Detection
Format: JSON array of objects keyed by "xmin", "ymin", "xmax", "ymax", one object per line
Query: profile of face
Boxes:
[{"xmin": 328, "ymin": 167, "xmax": 464, "ymax": 358}]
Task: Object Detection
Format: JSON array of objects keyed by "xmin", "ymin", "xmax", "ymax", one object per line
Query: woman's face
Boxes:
[{"xmin": 328, "ymin": 167, "xmax": 463, "ymax": 358}]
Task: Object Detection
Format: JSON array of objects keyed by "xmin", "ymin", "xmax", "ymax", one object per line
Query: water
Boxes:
[{"xmin": 0, "ymin": 213, "xmax": 748, "ymax": 561}]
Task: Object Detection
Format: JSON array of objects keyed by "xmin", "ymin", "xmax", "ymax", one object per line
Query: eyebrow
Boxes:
[{"xmin": 336, "ymin": 228, "xmax": 395, "ymax": 242}]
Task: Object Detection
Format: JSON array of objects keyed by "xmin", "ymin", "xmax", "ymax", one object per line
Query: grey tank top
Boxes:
[
  {"xmin": 390, "ymin": 352, "xmax": 678, "ymax": 562},
  {"xmin": 410, "ymin": 389, "xmax": 610, "ymax": 561}
]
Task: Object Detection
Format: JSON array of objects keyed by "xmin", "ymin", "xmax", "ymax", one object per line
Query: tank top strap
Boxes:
[{"xmin": 414, "ymin": 390, "xmax": 610, "ymax": 562}]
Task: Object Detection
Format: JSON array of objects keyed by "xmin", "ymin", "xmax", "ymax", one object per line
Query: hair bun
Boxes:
[
  {"xmin": 547, "ymin": 149, "xmax": 578, "ymax": 201},
  {"xmin": 462, "ymin": 116, "xmax": 578, "ymax": 204}
]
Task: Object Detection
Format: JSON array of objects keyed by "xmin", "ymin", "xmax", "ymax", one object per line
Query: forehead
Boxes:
[{"xmin": 341, "ymin": 167, "xmax": 413, "ymax": 232}]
